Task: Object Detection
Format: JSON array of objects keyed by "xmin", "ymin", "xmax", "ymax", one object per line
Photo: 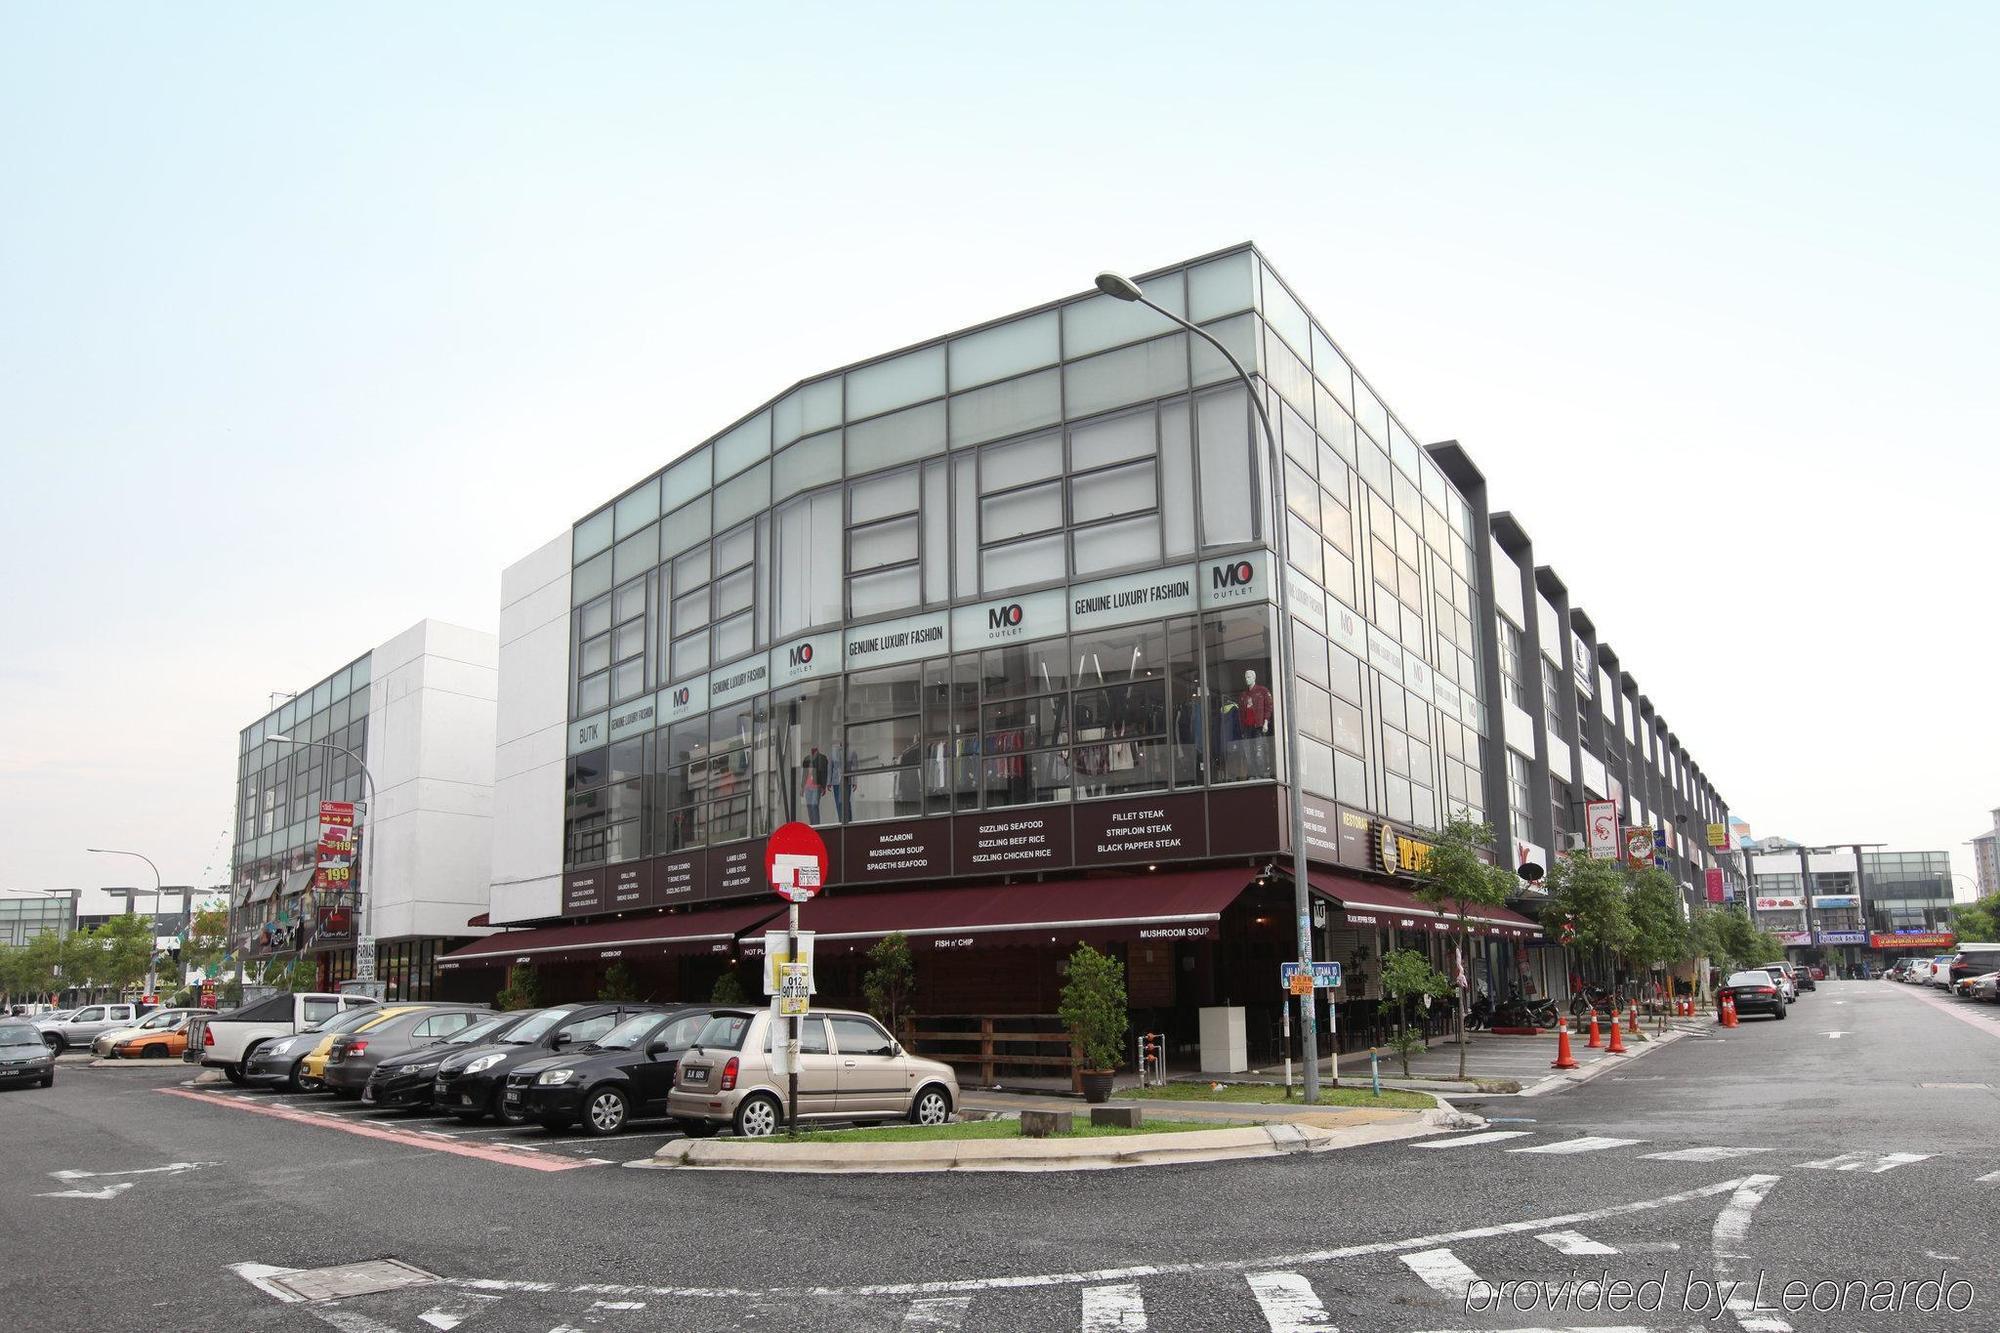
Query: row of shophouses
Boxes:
[{"xmin": 231, "ymin": 244, "xmax": 1796, "ymax": 1070}]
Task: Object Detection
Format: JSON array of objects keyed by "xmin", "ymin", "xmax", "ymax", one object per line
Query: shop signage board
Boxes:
[
  {"xmin": 1327, "ymin": 602, "xmax": 1369, "ymax": 661},
  {"xmin": 1375, "ymin": 822, "xmax": 1435, "ymax": 877},
  {"xmin": 1570, "ymin": 632, "xmax": 1593, "ymax": 696},
  {"xmin": 608, "ymin": 861, "xmax": 652, "ymax": 912},
  {"xmin": 1070, "ymin": 564, "xmax": 1198, "ymax": 632},
  {"xmin": 658, "ymin": 674, "xmax": 709, "ymax": 726},
  {"xmin": 771, "ymin": 631, "xmax": 843, "ymax": 688},
  {"xmin": 951, "ymin": 587, "xmax": 1068, "ymax": 651},
  {"xmin": 653, "ymin": 853, "xmax": 703, "ymax": 905},
  {"xmin": 1754, "ymin": 895, "xmax": 1803, "ymax": 911},
  {"xmin": 1280, "ymin": 961, "xmax": 1343, "ymax": 989},
  {"xmin": 1774, "ymin": 930, "xmax": 1812, "ymax": 946},
  {"xmin": 1818, "ymin": 930, "xmax": 1867, "ymax": 945},
  {"xmin": 1283, "ymin": 564, "xmax": 1327, "ymax": 633},
  {"xmin": 1431, "ymin": 674, "xmax": 1464, "ymax": 724},
  {"xmin": 1869, "ymin": 931, "xmax": 1955, "ymax": 950},
  {"xmin": 708, "ymin": 652, "xmax": 773, "ymax": 710},
  {"xmin": 1294, "ymin": 794, "xmax": 1342, "ymax": 865},
  {"xmin": 1198, "ymin": 551, "xmax": 1275, "ymax": 611},
  {"xmin": 561, "ymin": 871, "xmax": 604, "ymax": 916},
  {"xmin": 843, "ymin": 608, "xmax": 951, "ymax": 671},
  {"xmin": 569, "ymin": 712, "xmax": 608, "ymax": 755},
  {"xmin": 953, "ymin": 808, "xmax": 1068, "ymax": 875},
  {"xmin": 843, "ymin": 819, "xmax": 943, "ymax": 884},
  {"xmin": 1074, "ymin": 793, "xmax": 1206, "ymax": 866},
  {"xmin": 1705, "ymin": 867, "xmax": 1725, "ymax": 903},
  {"xmin": 607, "ymin": 693, "xmax": 657, "ymax": 743},
  {"xmin": 709, "ymin": 842, "xmax": 759, "ymax": 899},
  {"xmin": 1705, "ymin": 822, "xmax": 1731, "ymax": 850},
  {"xmin": 1623, "ymin": 826, "xmax": 1655, "ymax": 871},
  {"xmin": 1584, "ymin": 800, "xmax": 1619, "ymax": 860},
  {"xmin": 1365, "ymin": 621, "xmax": 1404, "ymax": 680},
  {"xmin": 1810, "ymin": 894, "xmax": 1859, "ymax": 910}
]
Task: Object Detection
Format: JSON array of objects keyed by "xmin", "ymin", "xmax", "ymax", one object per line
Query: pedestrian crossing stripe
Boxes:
[
  {"xmin": 1509, "ymin": 1136, "xmax": 1644, "ymax": 1155},
  {"xmin": 1414, "ymin": 1130, "xmax": 1533, "ymax": 1148},
  {"xmin": 1796, "ymin": 1150, "xmax": 1933, "ymax": 1173},
  {"xmin": 1245, "ymin": 1271, "xmax": 1338, "ymax": 1332},
  {"xmin": 1536, "ymin": 1229, "xmax": 1618, "ymax": 1255},
  {"xmin": 1640, "ymin": 1146, "xmax": 1768, "ymax": 1162}
]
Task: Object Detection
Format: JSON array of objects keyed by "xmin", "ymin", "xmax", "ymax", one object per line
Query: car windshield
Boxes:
[
  {"xmin": 690, "ymin": 1013, "xmax": 755, "ymax": 1051},
  {"xmin": 0, "ymin": 1023, "xmax": 40, "ymax": 1045},
  {"xmin": 591, "ymin": 1013, "xmax": 671, "ymax": 1050},
  {"xmin": 309, "ymin": 1006, "xmax": 386, "ymax": 1035},
  {"xmin": 139, "ymin": 1011, "xmax": 181, "ymax": 1030},
  {"xmin": 445, "ymin": 1014, "xmax": 520, "ymax": 1046},
  {"xmin": 500, "ymin": 1008, "xmax": 577, "ymax": 1044},
  {"xmin": 1727, "ymin": 972, "xmax": 1775, "ymax": 987}
]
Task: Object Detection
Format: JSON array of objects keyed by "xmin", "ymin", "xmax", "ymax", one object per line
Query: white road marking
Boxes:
[
  {"xmin": 1711, "ymin": 1174, "xmax": 1788, "ymax": 1333},
  {"xmin": 37, "ymin": 1182, "xmax": 133, "ymax": 1199},
  {"xmin": 1080, "ymin": 1282, "xmax": 1147, "ymax": 1331},
  {"xmin": 1245, "ymin": 1270, "xmax": 1337, "ymax": 1330},
  {"xmin": 902, "ymin": 1295, "xmax": 972, "ymax": 1329},
  {"xmin": 1641, "ymin": 1147, "xmax": 1767, "ymax": 1162},
  {"xmin": 1413, "ymin": 1130, "xmax": 1532, "ymax": 1148},
  {"xmin": 49, "ymin": 1161, "xmax": 216, "ymax": 1181},
  {"xmin": 1401, "ymin": 1248, "xmax": 1481, "ymax": 1302},
  {"xmin": 589, "ymin": 1300, "xmax": 644, "ymax": 1310},
  {"xmin": 1975, "ymin": 1169, "xmax": 2000, "ymax": 1183},
  {"xmin": 1536, "ymin": 1229, "xmax": 1618, "ymax": 1255},
  {"xmin": 230, "ymin": 1262, "xmax": 307, "ymax": 1303},
  {"xmin": 1822, "ymin": 1032, "xmax": 1848, "ymax": 1039},
  {"xmin": 1509, "ymin": 1137, "xmax": 1643, "ymax": 1155},
  {"xmin": 312, "ymin": 1311, "xmax": 405, "ymax": 1333},
  {"xmin": 1796, "ymin": 1151, "xmax": 1932, "ymax": 1173},
  {"xmin": 420, "ymin": 1294, "xmax": 501, "ymax": 1330}
]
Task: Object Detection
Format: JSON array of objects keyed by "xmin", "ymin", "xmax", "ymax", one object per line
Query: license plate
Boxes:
[
  {"xmin": 685, "ymin": 1067, "xmax": 708, "ymax": 1085},
  {"xmin": 503, "ymin": 1090, "xmax": 521, "ymax": 1103}
]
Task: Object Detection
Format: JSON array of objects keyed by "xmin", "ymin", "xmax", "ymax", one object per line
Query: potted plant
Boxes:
[{"xmin": 1059, "ymin": 944, "xmax": 1128, "ymax": 1103}]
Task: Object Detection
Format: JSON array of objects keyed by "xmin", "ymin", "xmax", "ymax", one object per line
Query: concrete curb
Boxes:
[
  {"xmin": 635, "ymin": 1105, "xmax": 1479, "ymax": 1174},
  {"xmin": 1514, "ymin": 1025, "xmax": 1695, "ymax": 1097}
]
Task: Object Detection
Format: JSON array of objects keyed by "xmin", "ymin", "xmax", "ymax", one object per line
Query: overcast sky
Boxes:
[{"xmin": 3, "ymin": 3, "xmax": 1995, "ymax": 898}]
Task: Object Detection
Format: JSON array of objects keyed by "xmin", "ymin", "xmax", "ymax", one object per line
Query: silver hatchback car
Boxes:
[{"xmin": 669, "ymin": 1007, "xmax": 959, "ymax": 1138}]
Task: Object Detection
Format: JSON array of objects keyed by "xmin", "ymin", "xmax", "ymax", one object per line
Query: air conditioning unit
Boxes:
[{"xmin": 1562, "ymin": 833, "xmax": 1587, "ymax": 852}]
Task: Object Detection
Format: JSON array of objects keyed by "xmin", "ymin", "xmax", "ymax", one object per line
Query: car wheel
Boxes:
[
  {"xmin": 224, "ymin": 1064, "xmax": 248, "ymax": 1085},
  {"xmin": 584, "ymin": 1087, "xmax": 630, "ymax": 1136},
  {"xmin": 143, "ymin": 1044, "xmax": 168, "ymax": 1060},
  {"xmin": 910, "ymin": 1086, "xmax": 952, "ymax": 1126},
  {"xmin": 285, "ymin": 1060, "xmax": 313, "ymax": 1093},
  {"xmin": 42, "ymin": 1034, "xmax": 65, "ymax": 1055},
  {"xmin": 494, "ymin": 1091, "xmax": 528, "ymax": 1125},
  {"xmin": 733, "ymin": 1092, "xmax": 782, "ymax": 1138},
  {"xmin": 1775, "ymin": 1004, "xmax": 1787, "ymax": 1020}
]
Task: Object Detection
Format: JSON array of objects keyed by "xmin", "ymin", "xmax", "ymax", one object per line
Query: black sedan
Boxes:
[
  {"xmin": 0, "ymin": 1020, "xmax": 56, "ymax": 1089},
  {"xmin": 432, "ymin": 1003, "xmax": 661, "ymax": 1123},
  {"xmin": 363, "ymin": 1011, "xmax": 528, "ymax": 1108},
  {"xmin": 1721, "ymin": 969, "xmax": 1788, "ymax": 1020},
  {"xmin": 322, "ymin": 1005, "xmax": 492, "ymax": 1097},
  {"xmin": 506, "ymin": 1007, "xmax": 717, "ymax": 1135}
]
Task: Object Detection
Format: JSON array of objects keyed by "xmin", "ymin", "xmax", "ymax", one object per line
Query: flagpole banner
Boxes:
[
  {"xmin": 312, "ymin": 801, "xmax": 359, "ymax": 946},
  {"xmin": 1584, "ymin": 800, "xmax": 1619, "ymax": 860}
]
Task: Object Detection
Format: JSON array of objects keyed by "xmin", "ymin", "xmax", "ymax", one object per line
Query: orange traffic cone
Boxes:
[
  {"xmin": 1626, "ymin": 1003, "xmax": 1641, "ymax": 1035},
  {"xmin": 1606, "ymin": 1012, "xmax": 1628, "ymax": 1054},
  {"xmin": 1551, "ymin": 1019, "xmax": 1579, "ymax": 1070},
  {"xmin": 1585, "ymin": 1009, "xmax": 1603, "ymax": 1049},
  {"xmin": 1720, "ymin": 992, "xmax": 1738, "ymax": 1027}
]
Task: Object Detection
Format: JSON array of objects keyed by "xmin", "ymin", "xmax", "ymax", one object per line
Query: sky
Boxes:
[{"xmin": 3, "ymin": 3, "xmax": 1996, "ymax": 900}]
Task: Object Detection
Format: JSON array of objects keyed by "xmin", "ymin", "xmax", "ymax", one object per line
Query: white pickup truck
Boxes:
[{"xmin": 186, "ymin": 992, "xmax": 379, "ymax": 1083}]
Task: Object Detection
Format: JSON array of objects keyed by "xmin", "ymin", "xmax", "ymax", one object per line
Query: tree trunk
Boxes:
[
  {"xmin": 1456, "ymin": 921, "xmax": 1469, "ymax": 1081},
  {"xmin": 1398, "ymin": 998, "xmax": 1410, "ymax": 1078}
]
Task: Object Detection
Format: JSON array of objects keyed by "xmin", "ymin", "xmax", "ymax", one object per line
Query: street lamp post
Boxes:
[
  {"xmin": 85, "ymin": 848, "xmax": 162, "ymax": 998},
  {"xmin": 1094, "ymin": 270, "xmax": 1323, "ymax": 1102},
  {"xmin": 270, "ymin": 735, "xmax": 379, "ymax": 983}
]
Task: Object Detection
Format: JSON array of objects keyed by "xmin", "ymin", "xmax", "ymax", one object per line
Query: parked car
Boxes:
[
  {"xmin": 0, "ymin": 1020, "xmax": 57, "ymax": 1089},
  {"xmin": 96, "ymin": 1007, "xmax": 205, "ymax": 1059},
  {"xmin": 36, "ymin": 1003, "xmax": 146, "ymax": 1053},
  {"xmin": 1969, "ymin": 973, "xmax": 2000, "ymax": 1002},
  {"xmin": 669, "ymin": 1006, "xmax": 959, "ymax": 1138},
  {"xmin": 1905, "ymin": 959, "xmax": 1937, "ymax": 985},
  {"xmin": 363, "ymin": 1011, "xmax": 529, "ymax": 1108},
  {"xmin": 189, "ymin": 992, "xmax": 378, "ymax": 1083},
  {"xmin": 321, "ymin": 1005, "xmax": 491, "ymax": 1098},
  {"xmin": 1759, "ymin": 965, "xmax": 1798, "ymax": 1002},
  {"xmin": 1808, "ymin": 965, "xmax": 1827, "ymax": 981},
  {"xmin": 1793, "ymin": 968, "xmax": 1817, "ymax": 993},
  {"xmin": 507, "ymin": 1007, "xmax": 717, "ymax": 1135},
  {"xmin": 1929, "ymin": 954, "xmax": 1960, "ymax": 987},
  {"xmin": 1721, "ymin": 970, "xmax": 1788, "ymax": 1020},
  {"xmin": 433, "ymin": 1004, "xmax": 658, "ymax": 1123},
  {"xmin": 1948, "ymin": 946, "xmax": 2000, "ymax": 993},
  {"xmin": 241, "ymin": 1003, "xmax": 403, "ymax": 1091}
]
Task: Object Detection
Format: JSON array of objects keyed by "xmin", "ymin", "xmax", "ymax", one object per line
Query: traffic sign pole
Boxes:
[
  {"xmin": 765, "ymin": 822, "xmax": 829, "ymax": 1141},
  {"xmin": 787, "ymin": 898, "xmax": 800, "ymax": 1138}
]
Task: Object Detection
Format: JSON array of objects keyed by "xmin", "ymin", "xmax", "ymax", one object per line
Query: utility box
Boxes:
[{"xmin": 1197, "ymin": 1005, "xmax": 1247, "ymax": 1074}]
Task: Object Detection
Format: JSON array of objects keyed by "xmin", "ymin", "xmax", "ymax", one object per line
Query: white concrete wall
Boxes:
[
  {"xmin": 489, "ymin": 532, "xmax": 571, "ymax": 926},
  {"xmin": 362, "ymin": 619, "xmax": 499, "ymax": 942}
]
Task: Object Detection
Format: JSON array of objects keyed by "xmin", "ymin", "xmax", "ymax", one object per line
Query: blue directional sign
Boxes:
[{"xmin": 1281, "ymin": 961, "xmax": 1343, "ymax": 989}]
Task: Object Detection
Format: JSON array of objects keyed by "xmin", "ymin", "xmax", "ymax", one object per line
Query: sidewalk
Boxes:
[{"xmin": 959, "ymin": 1088, "xmax": 1446, "ymax": 1134}]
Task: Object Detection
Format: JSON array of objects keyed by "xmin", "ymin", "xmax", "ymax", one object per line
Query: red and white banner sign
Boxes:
[
  {"xmin": 1704, "ymin": 867, "xmax": 1725, "ymax": 903},
  {"xmin": 316, "ymin": 801, "xmax": 357, "ymax": 894},
  {"xmin": 1754, "ymin": 895, "xmax": 1802, "ymax": 912},
  {"xmin": 1584, "ymin": 800, "xmax": 1619, "ymax": 861}
]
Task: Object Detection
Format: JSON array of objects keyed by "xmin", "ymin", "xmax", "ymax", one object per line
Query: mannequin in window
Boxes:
[
  {"xmin": 1239, "ymin": 668, "xmax": 1273, "ymax": 779},
  {"xmin": 804, "ymin": 746, "xmax": 829, "ymax": 823}
]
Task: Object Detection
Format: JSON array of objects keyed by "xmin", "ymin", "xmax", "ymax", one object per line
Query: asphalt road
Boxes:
[{"xmin": 2, "ymin": 979, "xmax": 1995, "ymax": 1332}]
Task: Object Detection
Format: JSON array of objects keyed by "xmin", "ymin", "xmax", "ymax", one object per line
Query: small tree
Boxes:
[
  {"xmin": 1412, "ymin": 818, "xmax": 1517, "ymax": 1078},
  {"xmin": 861, "ymin": 932, "xmax": 916, "ymax": 1036},
  {"xmin": 180, "ymin": 904, "xmax": 232, "ymax": 979},
  {"xmin": 1379, "ymin": 948, "xmax": 1452, "ymax": 1076},
  {"xmin": 495, "ymin": 964, "xmax": 542, "ymax": 1011},
  {"xmin": 1626, "ymin": 867, "xmax": 1690, "ymax": 976},
  {"xmin": 91, "ymin": 916, "xmax": 158, "ymax": 995},
  {"xmin": 1543, "ymin": 851, "xmax": 1634, "ymax": 986},
  {"xmin": 1952, "ymin": 894, "xmax": 2000, "ymax": 945},
  {"xmin": 597, "ymin": 961, "xmax": 640, "ymax": 1002},
  {"xmin": 709, "ymin": 969, "xmax": 748, "ymax": 1005},
  {"xmin": 1058, "ymin": 944, "xmax": 1128, "ymax": 1072}
]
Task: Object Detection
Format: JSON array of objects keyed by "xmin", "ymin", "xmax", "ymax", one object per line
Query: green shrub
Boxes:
[{"xmin": 1058, "ymin": 944, "xmax": 1128, "ymax": 1071}]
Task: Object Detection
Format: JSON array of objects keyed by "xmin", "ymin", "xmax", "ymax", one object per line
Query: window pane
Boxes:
[
  {"xmin": 613, "ymin": 476, "xmax": 660, "ymax": 540},
  {"xmin": 712, "ymin": 568, "xmax": 752, "ymax": 619},
  {"xmin": 1064, "ymin": 273, "xmax": 1184, "ymax": 358},
  {"xmin": 673, "ymin": 587, "xmax": 709, "ymax": 634},
  {"xmin": 849, "ymin": 468, "xmax": 918, "ymax": 525},
  {"xmin": 923, "ymin": 460, "xmax": 948, "ymax": 605},
  {"xmin": 846, "ymin": 400, "xmax": 945, "ymax": 473},
  {"xmin": 773, "ymin": 429, "xmax": 842, "ymax": 501},
  {"xmin": 848, "ymin": 566, "xmax": 920, "ymax": 618},
  {"xmin": 981, "ymin": 533, "xmax": 1064, "ymax": 592},
  {"xmin": 580, "ymin": 633, "xmax": 611, "ymax": 676},
  {"xmin": 1196, "ymin": 387, "xmax": 1254, "ymax": 546},
  {"xmin": 661, "ymin": 447, "xmax": 710, "ymax": 512},
  {"xmin": 1188, "ymin": 251, "xmax": 1254, "ymax": 322},
  {"xmin": 1205, "ymin": 608, "xmax": 1277, "ymax": 782},
  {"xmin": 573, "ymin": 507, "xmax": 614, "ymax": 563},
  {"xmin": 1069, "ymin": 408, "xmax": 1155, "ymax": 472},
  {"xmin": 662, "ymin": 496, "xmax": 711, "ymax": 557},
  {"xmin": 1072, "ymin": 513, "xmax": 1159, "ymax": 577},
  {"xmin": 572, "ymin": 551, "xmax": 612, "ymax": 604},
  {"xmin": 846, "ymin": 344, "xmax": 944, "ymax": 420},
  {"xmin": 981, "ymin": 481, "xmax": 1061, "ymax": 542},
  {"xmin": 673, "ymin": 546, "xmax": 710, "ymax": 596},
  {"xmin": 980, "ymin": 432, "xmax": 1061, "ymax": 490},
  {"xmin": 715, "ymin": 523, "xmax": 754, "ymax": 574},
  {"xmin": 949, "ymin": 368, "xmax": 1061, "ymax": 448},
  {"xmin": 578, "ymin": 672, "xmax": 610, "ymax": 712},
  {"xmin": 712, "ymin": 611, "xmax": 753, "ymax": 663},
  {"xmin": 1071, "ymin": 459, "xmax": 1156, "ymax": 526},
  {"xmin": 713, "ymin": 462, "xmax": 768, "ymax": 531},
  {"xmin": 1160, "ymin": 398, "xmax": 1195, "ymax": 558},
  {"xmin": 849, "ymin": 516, "xmax": 918, "ymax": 572},
  {"xmin": 774, "ymin": 377, "xmax": 841, "ymax": 447},
  {"xmin": 949, "ymin": 311, "xmax": 1060, "ymax": 390},
  {"xmin": 1064, "ymin": 333, "xmax": 1188, "ymax": 419},
  {"xmin": 670, "ymin": 632, "xmax": 709, "ymax": 680},
  {"xmin": 612, "ymin": 523, "xmax": 658, "ymax": 584},
  {"xmin": 613, "ymin": 622, "xmax": 644, "ymax": 663},
  {"xmin": 713, "ymin": 410, "xmax": 770, "ymax": 480},
  {"xmin": 613, "ymin": 659, "xmax": 644, "ymax": 702}
]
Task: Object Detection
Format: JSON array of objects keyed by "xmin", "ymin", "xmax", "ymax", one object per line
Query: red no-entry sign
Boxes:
[{"xmin": 766, "ymin": 822, "xmax": 830, "ymax": 904}]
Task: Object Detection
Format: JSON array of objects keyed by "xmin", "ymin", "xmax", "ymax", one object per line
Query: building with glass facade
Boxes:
[
  {"xmin": 465, "ymin": 245, "xmax": 1740, "ymax": 1067},
  {"xmin": 0, "ymin": 891, "xmax": 79, "ymax": 948},
  {"xmin": 1969, "ymin": 808, "xmax": 1998, "ymax": 897},
  {"xmin": 1746, "ymin": 844, "xmax": 1957, "ymax": 972},
  {"xmin": 231, "ymin": 619, "xmax": 498, "ymax": 998}
]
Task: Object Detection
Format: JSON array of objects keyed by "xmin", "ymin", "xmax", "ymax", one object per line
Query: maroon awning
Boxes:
[
  {"xmin": 436, "ymin": 901, "xmax": 784, "ymax": 970},
  {"xmin": 741, "ymin": 868, "xmax": 1256, "ymax": 957},
  {"xmin": 1308, "ymin": 871, "xmax": 1542, "ymax": 936},
  {"xmin": 466, "ymin": 911, "xmax": 490, "ymax": 928}
]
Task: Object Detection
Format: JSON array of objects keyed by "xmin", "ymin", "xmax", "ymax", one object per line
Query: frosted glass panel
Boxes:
[
  {"xmin": 848, "ymin": 567, "xmax": 920, "ymax": 618},
  {"xmin": 846, "ymin": 344, "xmax": 944, "ymax": 421},
  {"xmin": 981, "ymin": 533, "xmax": 1064, "ymax": 591},
  {"xmin": 713, "ymin": 411, "xmax": 770, "ymax": 481},
  {"xmin": 849, "ymin": 515, "xmax": 918, "ymax": 571},
  {"xmin": 1070, "ymin": 459, "xmax": 1156, "ymax": 525},
  {"xmin": 573, "ymin": 508, "xmax": 614, "ymax": 564},
  {"xmin": 613, "ymin": 476, "xmax": 660, "ymax": 539},
  {"xmin": 1354, "ymin": 380, "xmax": 1389, "ymax": 446},
  {"xmin": 1259, "ymin": 265, "xmax": 1312, "ymax": 357},
  {"xmin": 953, "ymin": 451, "xmax": 978, "ymax": 599},
  {"xmin": 1069, "ymin": 408, "xmax": 1155, "ymax": 472},
  {"xmin": 661, "ymin": 448, "xmax": 710, "ymax": 512},
  {"xmin": 1064, "ymin": 272, "xmax": 1185, "ymax": 358},
  {"xmin": 774, "ymin": 377, "xmax": 842, "ymax": 446},
  {"xmin": 1160, "ymin": 399, "xmax": 1195, "ymax": 558},
  {"xmin": 949, "ymin": 368, "xmax": 1060, "ymax": 448},
  {"xmin": 1312, "ymin": 326, "xmax": 1352, "ymax": 408},
  {"xmin": 572, "ymin": 551, "xmax": 613, "ymax": 605},
  {"xmin": 1190, "ymin": 314, "xmax": 1261, "ymax": 388},
  {"xmin": 773, "ymin": 430, "xmax": 841, "ymax": 501},
  {"xmin": 612, "ymin": 523, "xmax": 659, "ymax": 583},
  {"xmin": 1072, "ymin": 513, "xmax": 1160, "ymax": 577},
  {"xmin": 1064, "ymin": 334, "xmax": 1188, "ymax": 419},
  {"xmin": 980, "ymin": 431, "xmax": 1062, "ymax": 490},
  {"xmin": 774, "ymin": 488, "xmax": 844, "ymax": 638},
  {"xmin": 849, "ymin": 467, "xmax": 918, "ymax": 524},
  {"xmin": 713, "ymin": 462, "xmax": 768, "ymax": 531},
  {"xmin": 1196, "ymin": 387, "xmax": 1254, "ymax": 547},
  {"xmin": 662, "ymin": 495, "xmax": 711, "ymax": 557},
  {"xmin": 845, "ymin": 400, "xmax": 945, "ymax": 473},
  {"xmin": 981, "ymin": 481, "xmax": 1061, "ymax": 541},
  {"xmin": 922, "ymin": 460, "xmax": 948, "ymax": 605},
  {"xmin": 949, "ymin": 310, "xmax": 1059, "ymax": 390},
  {"xmin": 1188, "ymin": 250, "xmax": 1254, "ymax": 322}
]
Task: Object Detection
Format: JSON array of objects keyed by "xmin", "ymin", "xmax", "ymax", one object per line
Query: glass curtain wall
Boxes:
[{"xmin": 233, "ymin": 655, "xmax": 373, "ymax": 896}]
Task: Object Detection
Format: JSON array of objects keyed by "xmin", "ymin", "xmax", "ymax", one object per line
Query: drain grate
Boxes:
[
  {"xmin": 1917, "ymin": 1082, "xmax": 1991, "ymax": 1090},
  {"xmin": 272, "ymin": 1258, "xmax": 439, "ymax": 1302}
]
